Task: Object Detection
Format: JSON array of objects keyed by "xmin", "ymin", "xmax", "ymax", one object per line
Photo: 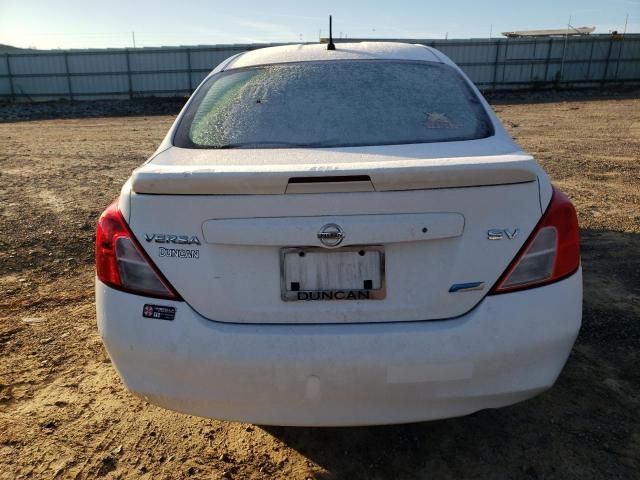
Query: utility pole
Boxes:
[
  {"xmin": 489, "ymin": 24, "xmax": 493, "ymax": 39},
  {"xmin": 132, "ymin": 31, "xmax": 136, "ymax": 48},
  {"xmin": 623, "ymin": 13, "xmax": 629, "ymax": 36}
]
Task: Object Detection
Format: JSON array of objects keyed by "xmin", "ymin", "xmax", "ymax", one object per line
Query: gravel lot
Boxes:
[{"xmin": 0, "ymin": 94, "xmax": 639, "ymax": 479}]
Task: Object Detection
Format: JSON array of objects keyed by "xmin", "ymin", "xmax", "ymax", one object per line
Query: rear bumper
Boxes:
[{"xmin": 96, "ymin": 270, "xmax": 581, "ymax": 426}]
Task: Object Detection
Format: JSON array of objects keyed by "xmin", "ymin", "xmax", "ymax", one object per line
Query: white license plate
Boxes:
[{"xmin": 280, "ymin": 246, "xmax": 386, "ymax": 301}]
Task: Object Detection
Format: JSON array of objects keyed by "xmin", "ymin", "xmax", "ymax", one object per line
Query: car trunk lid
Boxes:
[{"xmin": 126, "ymin": 142, "xmax": 545, "ymax": 324}]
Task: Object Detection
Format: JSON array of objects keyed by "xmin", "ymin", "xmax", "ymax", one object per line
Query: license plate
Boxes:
[{"xmin": 280, "ymin": 246, "xmax": 385, "ymax": 301}]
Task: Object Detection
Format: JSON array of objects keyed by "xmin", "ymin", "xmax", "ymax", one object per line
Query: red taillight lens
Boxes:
[
  {"xmin": 490, "ymin": 186, "xmax": 580, "ymax": 294},
  {"xmin": 96, "ymin": 200, "xmax": 181, "ymax": 300}
]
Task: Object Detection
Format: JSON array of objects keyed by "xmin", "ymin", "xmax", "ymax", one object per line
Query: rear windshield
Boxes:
[{"xmin": 174, "ymin": 60, "xmax": 493, "ymax": 149}]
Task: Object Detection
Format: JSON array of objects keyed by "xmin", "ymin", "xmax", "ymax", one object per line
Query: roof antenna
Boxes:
[{"xmin": 327, "ymin": 15, "xmax": 336, "ymax": 50}]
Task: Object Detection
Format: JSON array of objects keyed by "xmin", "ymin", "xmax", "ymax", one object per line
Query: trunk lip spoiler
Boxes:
[{"xmin": 131, "ymin": 155, "xmax": 539, "ymax": 195}]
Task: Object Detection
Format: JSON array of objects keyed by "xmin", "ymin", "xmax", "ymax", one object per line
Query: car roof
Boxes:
[{"xmin": 223, "ymin": 42, "xmax": 446, "ymax": 70}]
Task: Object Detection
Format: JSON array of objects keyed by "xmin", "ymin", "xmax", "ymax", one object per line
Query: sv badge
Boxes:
[{"xmin": 487, "ymin": 228, "xmax": 520, "ymax": 240}]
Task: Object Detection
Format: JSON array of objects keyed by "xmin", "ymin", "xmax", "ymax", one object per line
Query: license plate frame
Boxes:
[{"xmin": 280, "ymin": 245, "xmax": 386, "ymax": 302}]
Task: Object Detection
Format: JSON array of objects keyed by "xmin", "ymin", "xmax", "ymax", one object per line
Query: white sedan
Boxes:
[{"xmin": 96, "ymin": 42, "xmax": 581, "ymax": 426}]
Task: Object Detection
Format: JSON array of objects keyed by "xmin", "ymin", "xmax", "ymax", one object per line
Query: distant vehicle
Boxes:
[
  {"xmin": 502, "ymin": 26, "xmax": 595, "ymax": 37},
  {"xmin": 96, "ymin": 42, "xmax": 582, "ymax": 426}
]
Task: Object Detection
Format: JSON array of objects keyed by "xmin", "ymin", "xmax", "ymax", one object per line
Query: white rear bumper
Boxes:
[{"xmin": 96, "ymin": 270, "xmax": 581, "ymax": 426}]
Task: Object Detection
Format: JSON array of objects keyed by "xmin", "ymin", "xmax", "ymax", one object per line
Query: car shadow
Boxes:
[{"xmin": 260, "ymin": 228, "xmax": 640, "ymax": 479}]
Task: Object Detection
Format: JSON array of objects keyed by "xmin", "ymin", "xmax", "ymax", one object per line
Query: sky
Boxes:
[{"xmin": 0, "ymin": 0, "xmax": 638, "ymax": 49}]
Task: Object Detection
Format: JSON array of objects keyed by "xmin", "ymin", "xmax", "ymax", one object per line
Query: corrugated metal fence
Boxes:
[{"xmin": 1, "ymin": 35, "xmax": 639, "ymax": 101}]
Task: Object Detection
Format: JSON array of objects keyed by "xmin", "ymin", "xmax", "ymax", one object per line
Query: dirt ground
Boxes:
[{"xmin": 1, "ymin": 94, "xmax": 639, "ymax": 479}]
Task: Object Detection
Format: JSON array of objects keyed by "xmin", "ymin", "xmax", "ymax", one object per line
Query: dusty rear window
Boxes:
[{"xmin": 174, "ymin": 60, "xmax": 493, "ymax": 149}]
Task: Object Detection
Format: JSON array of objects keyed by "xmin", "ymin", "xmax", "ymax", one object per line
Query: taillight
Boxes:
[
  {"xmin": 490, "ymin": 186, "xmax": 580, "ymax": 294},
  {"xmin": 96, "ymin": 200, "xmax": 181, "ymax": 300}
]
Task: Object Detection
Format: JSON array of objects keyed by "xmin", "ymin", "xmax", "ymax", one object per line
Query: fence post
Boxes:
[
  {"xmin": 543, "ymin": 38, "xmax": 553, "ymax": 83},
  {"xmin": 529, "ymin": 39, "xmax": 537, "ymax": 85},
  {"xmin": 559, "ymin": 35, "xmax": 569, "ymax": 83},
  {"xmin": 602, "ymin": 36, "xmax": 614, "ymax": 85},
  {"xmin": 614, "ymin": 35, "xmax": 625, "ymax": 81},
  {"xmin": 63, "ymin": 52, "xmax": 73, "ymax": 101},
  {"xmin": 491, "ymin": 40, "xmax": 500, "ymax": 91},
  {"xmin": 501, "ymin": 38, "xmax": 510, "ymax": 83},
  {"xmin": 585, "ymin": 39, "xmax": 595, "ymax": 80},
  {"xmin": 5, "ymin": 53, "xmax": 15, "ymax": 101},
  {"xmin": 186, "ymin": 48, "xmax": 193, "ymax": 94},
  {"xmin": 125, "ymin": 48, "xmax": 133, "ymax": 99}
]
